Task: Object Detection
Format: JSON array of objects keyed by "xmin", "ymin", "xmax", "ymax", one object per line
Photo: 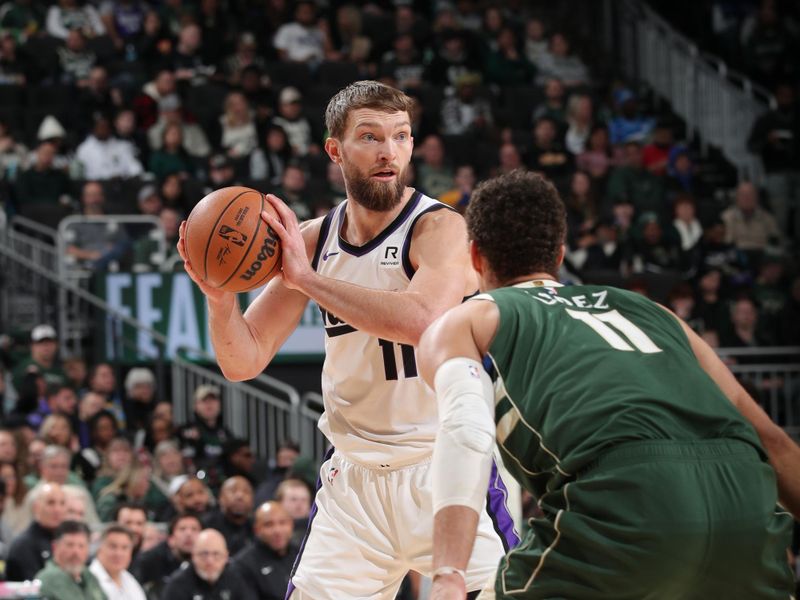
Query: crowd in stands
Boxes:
[
  {"xmin": 0, "ymin": 321, "xmax": 320, "ymax": 598},
  {"xmin": 0, "ymin": 0, "xmax": 798, "ymax": 597}
]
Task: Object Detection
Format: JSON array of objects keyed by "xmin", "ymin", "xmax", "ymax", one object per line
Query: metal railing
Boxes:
[
  {"xmin": 609, "ymin": 0, "xmax": 774, "ymax": 182},
  {"xmin": 717, "ymin": 346, "xmax": 800, "ymax": 438},
  {"xmin": 0, "ymin": 225, "xmax": 314, "ymax": 463},
  {"xmin": 299, "ymin": 391, "xmax": 329, "ymax": 460}
]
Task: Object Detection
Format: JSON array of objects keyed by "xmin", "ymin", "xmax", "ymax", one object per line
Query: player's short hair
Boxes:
[
  {"xmin": 466, "ymin": 170, "xmax": 566, "ymax": 283},
  {"xmin": 325, "ymin": 80, "xmax": 414, "ymax": 140}
]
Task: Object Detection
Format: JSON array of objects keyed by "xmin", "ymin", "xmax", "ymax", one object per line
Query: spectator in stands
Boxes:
[
  {"xmin": 379, "ymin": 33, "xmax": 425, "ymax": 90},
  {"xmin": 221, "ymin": 439, "xmax": 259, "ymax": 485},
  {"xmin": 250, "ymin": 124, "xmax": 290, "ymax": 185},
  {"xmin": 25, "ymin": 445, "xmax": 87, "ymax": 494},
  {"xmin": 148, "ymin": 123, "xmax": 192, "ymax": 179},
  {"xmin": 666, "ymin": 282, "xmax": 698, "ymax": 324},
  {"xmin": 46, "ymin": 0, "xmax": 105, "ymax": 40},
  {"xmin": 113, "ymin": 108, "xmax": 147, "ymax": 164},
  {"xmin": 393, "ymin": 4, "xmax": 430, "ymax": 49},
  {"xmin": 75, "ymin": 114, "xmax": 143, "ymax": 180},
  {"xmin": 425, "ymin": 29, "xmax": 481, "ymax": 87},
  {"xmin": 275, "ymin": 478, "xmax": 311, "ymax": 544},
  {"xmin": 672, "ymin": 193, "xmax": 703, "ymax": 264},
  {"xmin": 142, "ymin": 412, "xmax": 175, "ymax": 454},
  {"xmin": 75, "ymin": 391, "xmax": 106, "ymax": 448},
  {"xmin": 0, "ymin": 1, "xmax": 45, "ymax": 42},
  {"xmin": 36, "ymin": 520, "xmax": 105, "ymax": 600},
  {"xmin": 0, "ymin": 32, "xmax": 30, "ymax": 85},
  {"xmin": 171, "ymin": 22, "xmax": 212, "ymax": 83},
  {"xmin": 523, "ymin": 16, "xmax": 549, "ymax": 67},
  {"xmin": 0, "ymin": 430, "xmax": 17, "ymax": 464},
  {"xmin": 91, "ymin": 435, "xmax": 133, "ymax": 498},
  {"xmin": 330, "ymin": 4, "xmax": 371, "ymax": 67},
  {"xmin": 416, "ymin": 134, "xmax": 454, "ymax": 199},
  {"xmin": 240, "ymin": 65, "xmax": 274, "ymax": 134},
  {"xmin": 272, "ymin": 0, "xmax": 330, "ymax": 64},
  {"xmin": 62, "ymin": 357, "xmax": 87, "ymax": 396},
  {"xmin": 88, "ymin": 363, "xmax": 125, "ymax": 429},
  {"xmin": 114, "ymin": 502, "xmax": 147, "ymax": 557},
  {"xmin": 605, "ymin": 141, "xmax": 666, "ymax": 219},
  {"xmin": 577, "ymin": 123, "xmax": 615, "ymax": 183},
  {"xmin": 90, "ymin": 523, "xmax": 146, "ymax": 600},
  {"xmin": 721, "ymin": 295, "xmax": 775, "ymax": 347},
  {"xmin": 99, "ymin": 0, "xmax": 148, "ymax": 52},
  {"xmin": 122, "ymin": 367, "xmax": 156, "ymax": 433},
  {"xmin": 721, "ymin": 181, "xmax": 782, "ymax": 265},
  {"xmin": 565, "ymin": 93, "xmax": 593, "ymax": 155},
  {"xmin": 535, "ymin": 31, "xmax": 590, "ymax": 87},
  {"xmin": 527, "ymin": 116, "xmax": 573, "ymax": 187},
  {"xmin": 39, "ymin": 413, "xmax": 74, "ymax": 449},
  {"xmin": 748, "ymin": 82, "xmax": 799, "ymax": 241},
  {"xmin": 133, "ymin": 206, "xmax": 181, "ymax": 271},
  {"xmin": 642, "ymin": 121, "xmax": 675, "ymax": 176},
  {"xmin": 486, "ymin": 26, "xmax": 537, "ymax": 86},
  {"xmin": 254, "ymin": 439, "xmax": 300, "ymax": 507},
  {"xmin": 565, "ymin": 170, "xmax": 599, "ymax": 245},
  {"xmin": 55, "ymin": 29, "xmax": 96, "ymax": 86},
  {"xmin": 495, "ymin": 142, "xmax": 523, "ymax": 176},
  {"xmin": 629, "ymin": 211, "xmax": 682, "ymax": 274},
  {"xmin": 440, "ymin": 71, "xmax": 494, "ymax": 137},
  {"xmin": 77, "ymin": 67, "xmax": 124, "ymax": 135},
  {"xmin": 62, "ymin": 484, "xmax": 89, "ymax": 522},
  {"xmin": 166, "ymin": 476, "xmax": 212, "ymax": 522},
  {"xmin": 96, "ymin": 464, "xmax": 167, "ymax": 522},
  {"xmin": 135, "ymin": 10, "xmax": 173, "ymax": 72},
  {"xmin": 6, "ymin": 482, "xmax": 65, "ymax": 581},
  {"xmin": 221, "ymin": 32, "xmax": 265, "ymax": 87},
  {"xmin": 202, "ymin": 475, "xmax": 253, "ymax": 555},
  {"xmin": 664, "ymin": 146, "xmax": 697, "ymax": 201},
  {"xmin": 134, "ymin": 69, "xmax": 177, "ymax": 131},
  {"xmin": 205, "ymin": 153, "xmax": 239, "ymax": 192},
  {"xmin": 570, "ymin": 216, "xmax": 624, "ymax": 274},
  {"xmin": 532, "ymin": 78, "xmax": 567, "ymax": 128},
  {"xmin": 73, "ymin": 410, "xmax": 118, "ymax": 485},
  {"xmin": 177, "ymin": 385, "xmax": 232, "ymax": 487},
  {"xmin": 232, "ymin": 501, "xmax": 295, "ymax": 600},
  {"xmin": 608, "ymin": 88, "xmax": 656, "ymax": 145},
  {"xmin": 217, "ymin": 91, "xmax": 258, "ymax": 160},
  {"xmin": 272, "ymin": 86, "xmax": 316, "ymax": 157},
  {"xmin": 151, "ymin": 440, "xmax": 185, "ymax": 498},
  {"xmin": 16, "ymin": 142, "xmax": 70, "ymax": 206},
  {"xmin": 753, "ymin": 254, "xmax": 788, "ymax": 341},
  {"xmin": 697, "ymin": 219, "xmax": 747, "ymax": 281},
  {"xmin": 439, "ymin": 164, "xmax": 476, "ymax": 212},
  {"xmin": 132, "ymin": 512, "xmax": 202, "ymax": 597},
  {"xmin": 135, "ymin": 184, "xmax": 162, "ymax": 218},
  {"xmin": 163, "ymin": 528, "xmax": 255, "ymax": 600},
  {"xmin": 741, "ymin": 0, "xmax": 797, "ymax": 85},
  {"xmin": 0, "ymin": 118, "xmax": 28, "ymax": 182},
  {"xmin": 1, "ymin": 460, "xmax": 29, "ymax": 538},
  {"xmin": 12, "ymin": 324, "xmax": 66, "ymax": 391},
  {"xmin": 147, "ymin": 94, "xmax": 211, "ymax": 160},
  {"xmin": 273, "ymin": 163, "xmax": 312, "ymax": 220}
]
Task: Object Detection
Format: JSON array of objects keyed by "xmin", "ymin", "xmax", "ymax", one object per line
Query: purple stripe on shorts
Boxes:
[
  {"xmin": 284, "ymin": 446, "xmax": 335, "ymax": 600},
  {"xmin": 486, "ymin": 460, "xmax": 520, "ymax": 551}
]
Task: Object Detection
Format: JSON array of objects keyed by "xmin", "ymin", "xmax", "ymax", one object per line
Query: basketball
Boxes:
[{"xmin": 184, "ymin": 186, "xmax": 282, "ymax": 293}]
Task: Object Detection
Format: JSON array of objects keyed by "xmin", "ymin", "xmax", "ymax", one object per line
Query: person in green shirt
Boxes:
[
  {"xmin": 36, "ymin": 520, "xmax": 107, "ymax": 600},
  {"xmin": 12, "ymin": 324, "xmax": 67, "ymax": 391},
  {"xmin": 418, "ymin": 170, "xmax": 800, "ymax": 600}
]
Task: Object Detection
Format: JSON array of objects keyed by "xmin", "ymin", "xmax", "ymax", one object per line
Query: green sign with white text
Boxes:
[{"xmin": 95, "ymin": 273, "xmax": 325, "ymax": 362}]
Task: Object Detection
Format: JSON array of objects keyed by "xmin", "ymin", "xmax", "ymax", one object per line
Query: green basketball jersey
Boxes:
[{"xmin": 483, "ymin": 280, "xmax": 763, "ymax": 499}]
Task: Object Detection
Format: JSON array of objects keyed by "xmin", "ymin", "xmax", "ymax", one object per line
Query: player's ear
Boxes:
[
  {"xmin": 324, "ymin": 137, "xmax": 342, "ymax": 164},
  {"xmin": 557, "ymin": 244, "xmax": 566, "ymax": 268},
  {"xmin": 469, "ymin": 240, "xmax": 483, "ymax": 275}
]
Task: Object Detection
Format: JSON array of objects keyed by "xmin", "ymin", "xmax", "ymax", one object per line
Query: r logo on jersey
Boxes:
[{"xmin": 380, "ymin": 246, "xmax": 400, "ymax": 267}]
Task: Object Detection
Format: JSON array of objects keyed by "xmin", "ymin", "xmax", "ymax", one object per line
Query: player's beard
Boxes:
[{"xmin": 342, "ymin": 160, "xmax": 406, "ymax": 212}]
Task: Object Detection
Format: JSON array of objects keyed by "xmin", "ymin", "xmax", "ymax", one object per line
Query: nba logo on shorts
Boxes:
[
  {"xmin": 327, "ymin": 467, "xmax": 340, "ymax": 484},
  {"xmin": 468, "ymin": 365, "xmax": 480, "ymax": 378}
]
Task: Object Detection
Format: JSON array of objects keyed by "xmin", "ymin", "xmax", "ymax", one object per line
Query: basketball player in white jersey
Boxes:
[{"xmin": 177, "ymin": 81, "xmax": 517, "ymax": 599}]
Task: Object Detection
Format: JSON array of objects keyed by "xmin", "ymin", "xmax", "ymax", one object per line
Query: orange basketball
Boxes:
[{"xmin": 184, "ymin": 186, "xmax": 282, "ymax": 293}]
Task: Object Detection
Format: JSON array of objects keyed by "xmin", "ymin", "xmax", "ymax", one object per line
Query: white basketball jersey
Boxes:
[{"xmin": 313, "ymin": 191, "xmax": 451, "ymax": 468}]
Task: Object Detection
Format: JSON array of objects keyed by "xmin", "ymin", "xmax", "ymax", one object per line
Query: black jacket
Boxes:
[
  {"xmin": 161, "ymin": 563, "xmax": 257, "ymax": 600},
  {"xmin": 230, "ymin": 540, "xmax": 297, "ymax": 600},
  {"xmin": 202, "ymin": 509, "xmax": 253, "ymax": 556},
  {"xmin": 6, "ymin": 521, "xmax": 55, "ymax": 581},
  {"xmin": 130, "ymin": 540, "xmax": 186, "ymax": 598}
]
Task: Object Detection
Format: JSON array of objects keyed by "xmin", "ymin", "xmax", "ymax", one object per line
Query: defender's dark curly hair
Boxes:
[{"xmin": 466, "ymin": 170, "xmax": 566, "ymax": 283}]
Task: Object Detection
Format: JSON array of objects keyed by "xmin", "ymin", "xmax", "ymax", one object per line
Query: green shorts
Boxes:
[{"xmin": 495, "ymin": 439, "xmax": 794, "ymax": 599}]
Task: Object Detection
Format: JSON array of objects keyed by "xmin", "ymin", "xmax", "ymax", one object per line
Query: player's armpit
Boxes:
[{"xmin": 661, "ymin": 305, "xmax": 800, "ymax": 520}]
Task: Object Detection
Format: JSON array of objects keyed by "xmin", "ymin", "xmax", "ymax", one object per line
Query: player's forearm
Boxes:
[
  {"xmin": 296, "ymin": 271, "xmax": 439, "ymax": 345},
  {"xmin": 758, "ymin": 422, "xmax": 800, "ymax": 520},
  {"xmin": 207, "ymin": 296, "xmax": 267, "ymax": 381},
  {"xmin": 434, "ymin": 505, "xmax": 479, "ymax": 571}
]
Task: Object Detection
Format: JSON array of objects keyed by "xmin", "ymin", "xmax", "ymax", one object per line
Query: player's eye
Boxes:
[
  {"xmin": 362, "ymin": 133, "xmax": 376, "ymax": 142},
  {"xmin": 395, "ymin": 132, "xmax": 408, "ymax": 141}
]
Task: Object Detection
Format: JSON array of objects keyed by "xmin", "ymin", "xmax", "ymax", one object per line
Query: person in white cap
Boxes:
[
  {"xmin": 12, "ymin": 325, "xmax": 66, "ymax": 391},
  {"xmin": 273, "ymin": 86, "xmax": 316, "ymax": 157}
]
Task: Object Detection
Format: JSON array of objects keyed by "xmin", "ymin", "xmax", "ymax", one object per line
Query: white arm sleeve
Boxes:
[{"xmin": 432, "ymin": 357, "xmax": 496, "ymax": 515}]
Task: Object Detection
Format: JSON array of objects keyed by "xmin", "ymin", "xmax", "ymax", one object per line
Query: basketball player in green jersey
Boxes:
[{"xmin": 418, "ymin": 170, "xmax": 800, "ymax": 600}]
